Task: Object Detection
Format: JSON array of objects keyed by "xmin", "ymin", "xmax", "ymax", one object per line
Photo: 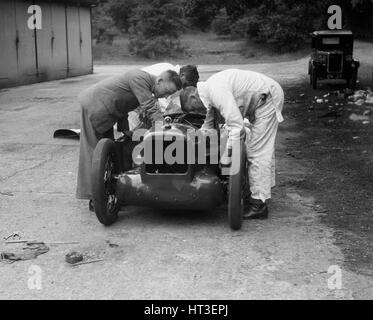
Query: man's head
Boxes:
[
  {"xmin": 179, "ymin": 86, "xmax": 206, "ymax": 115},
  {"xmin": 153, "ymin": 70, "xmax": 182, "ymax": 98},
  {"xmin": 179, "ymin": 65, "xmax": 199, "ymax": 88}
]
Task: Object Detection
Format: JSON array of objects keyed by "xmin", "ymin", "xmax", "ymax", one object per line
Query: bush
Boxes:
[
  {"xmin": 211, "ymin": 9, "xmax": 231, "ymax": 36},
  {"xmin": 230, "ymin": 17, "xmax": 249, "ymax": 38},
  {"xmin": 183, "ymin": 0, "xmax": 221, "ymax": 31},
  {"xmin": 92, "ymin": 3, "xmax": 118, "ymax": 45},
  {"xmin": 227, "ymin": 2, "xmax": 315, "ymax": 52},
  {"xmin": 128, "ymin": 0, "xmax": 185, "ymax": 58},
  {"xmin": 256, "ymin": 7, "xmax": 310, "ymax": 52},
  {"xmin": 106, "ymin": 0, "xmax": 138, "ymax": 33}
]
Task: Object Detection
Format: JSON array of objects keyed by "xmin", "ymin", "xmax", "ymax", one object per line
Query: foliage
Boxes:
[
  {"xmin": 92, "ymin": 0, "xmax": 373, "ymax": 55},
  {"xmin": 106, "ymin": 0, "xmax": 138, "ymax": 33},
  {"xmin": 92, "ymin": 1, "xmax": 118, "ymax": 44},
  {"xmin": 220, "ymin": 0, "xmax": 332, "ymax": 52},
  {"xmin": 128, "ymin": 0, "xmax": 186, "ymax": 58},
  {"xmin": 182, "ymin": 0, "xmax": 222, "ymax": 31},
  {"xmin": 211, "ymin": 9, "xmax": 232, "ymax": 36}
]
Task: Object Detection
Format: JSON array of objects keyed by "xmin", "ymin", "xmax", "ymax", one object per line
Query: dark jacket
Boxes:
[{"xmin": 78, "ymin": 69, "xmax": 158, "ymax": 133}]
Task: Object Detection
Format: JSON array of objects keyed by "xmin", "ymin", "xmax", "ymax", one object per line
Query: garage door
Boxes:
[
  {"xmin": 0, "ymin": 0, "xmax": 18, "ymax": 88},
  {"xmin": 79, "ymin": 6, "xmax": 93, "ymax": 74},
  {"xmin": 66, "ymin": 5, "xmax": 81, "ymax": 77},
  {"xmin": 15, "ymin": 0, "xmax": 38, "ymax": 85},
  {"xmin": 36, "ymin": 1, "xmax": 68, "ymax": 80}
]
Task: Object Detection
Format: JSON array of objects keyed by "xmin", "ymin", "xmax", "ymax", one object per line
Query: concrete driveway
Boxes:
[{"xmin": 0, "ymin": 61, "xmax": 372, "ymax": 299}]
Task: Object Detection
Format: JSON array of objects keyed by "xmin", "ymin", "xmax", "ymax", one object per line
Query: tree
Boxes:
[
  {"xmin": 182, "ymin": 0, "xmax": 222, "ymax": 31},
  {"xmin": 128, "ymin": 0, "xmax": 185, "ymax": 58},
  {"xmin": 106, "ymin": 0, "xmax": 138, "ymax": 33},
  {"xmin": 92, "ymin": 1, "xmax": 118, "ymax": 44}
]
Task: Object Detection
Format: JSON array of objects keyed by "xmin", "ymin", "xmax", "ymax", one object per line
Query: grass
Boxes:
[{"xmin": 93, "ymin": 32, "xmax": 309, "ymax": 65}]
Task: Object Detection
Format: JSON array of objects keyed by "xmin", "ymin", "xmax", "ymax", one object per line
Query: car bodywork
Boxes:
[
  {"xmin": 115, "ymin": 114, "xmax": 226, "ymax": 211},
  {"xmin": 91, "ymin": 112, "xmax": 246, "ymax": 229}
]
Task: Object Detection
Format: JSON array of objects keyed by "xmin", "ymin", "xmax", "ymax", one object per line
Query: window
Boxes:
[{"xmin": 322, "ymin": 37, "xmax": 340, "ymax": 45}]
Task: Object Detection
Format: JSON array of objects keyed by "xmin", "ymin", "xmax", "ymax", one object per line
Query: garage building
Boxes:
[{"xmin": 0, "ymin": 0, "xmax": 95, "ymax": 89}]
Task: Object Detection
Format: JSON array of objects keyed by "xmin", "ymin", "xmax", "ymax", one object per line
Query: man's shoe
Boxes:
[
  {"xmin": 243, "ymin": 202, "xmax": 268, "ymax": 220},
  {"xmin": 89, "ymin": 200, "xmax": 95, "ymax": 212}
]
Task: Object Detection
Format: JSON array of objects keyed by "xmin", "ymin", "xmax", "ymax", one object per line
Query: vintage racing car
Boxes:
[{"xmin": 91, "ymin": 112, "xmax": 248, "ymax": 230}]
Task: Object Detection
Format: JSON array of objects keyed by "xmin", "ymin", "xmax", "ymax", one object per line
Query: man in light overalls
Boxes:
[{"xmin": 180, "ymin": 69, "xmax": 284, "ymax": 219}]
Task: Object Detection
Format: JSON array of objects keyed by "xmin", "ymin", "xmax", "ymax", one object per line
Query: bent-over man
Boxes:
[
  {"xmin": 76, "ymin": 69, "xmax": 182, "ymax": 209},
  {"xmin": 126, "ymin": 64, "xmax": 199, "ymax": 130},
  {"xmin": 180, "ymin": 69, "xmax": 284, "ymax": 219}
]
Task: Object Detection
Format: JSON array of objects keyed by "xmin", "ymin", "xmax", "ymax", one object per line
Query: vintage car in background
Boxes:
[
  {"xmin": 308, "ymin": 30, "xmax": 360, "ymax": 89},
  {"xmin": 91, "ymin": 112, "xmax": 248, "ymax": 231}
]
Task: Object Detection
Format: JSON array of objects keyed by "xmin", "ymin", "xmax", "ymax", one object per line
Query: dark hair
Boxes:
[
  {"xmin": 180, "ymin": 65, "xmax": 199, "ymax": 88},
  {"xmin": 179, "ymin": 86, "xmax": 200, "ymax": 113},
  {"xmin": 165, "ymin": 70, "xmax": 182, "ymax": 90}
]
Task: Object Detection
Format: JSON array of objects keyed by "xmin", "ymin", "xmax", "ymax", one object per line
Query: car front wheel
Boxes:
[{"xmin": 92, "ymin": 138, "xmax": 120, "ymax": 226}]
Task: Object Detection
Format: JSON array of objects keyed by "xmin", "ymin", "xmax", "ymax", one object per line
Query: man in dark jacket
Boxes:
[{"xmin": 76, "ymin": 69, "xmax": 182, "ymax": 204}]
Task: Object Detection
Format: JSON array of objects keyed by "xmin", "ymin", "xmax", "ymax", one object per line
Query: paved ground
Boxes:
[{"xmin": 0, "ymin": 59, "xmax": 372, "ymax": 299}]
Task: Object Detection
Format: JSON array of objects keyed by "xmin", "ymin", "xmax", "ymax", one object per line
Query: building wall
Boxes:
[{"xmin": 0, "ymin": 0, "xmax": 93, "ymax": 89}]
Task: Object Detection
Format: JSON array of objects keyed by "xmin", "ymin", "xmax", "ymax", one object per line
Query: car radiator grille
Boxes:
[
  {"xmin": 144, "ymin": 137, "xmax": 189, "ymax": 174},
  {"xmin": 328, "ymin": 54, "xmax": 343, "ymax": 72}
]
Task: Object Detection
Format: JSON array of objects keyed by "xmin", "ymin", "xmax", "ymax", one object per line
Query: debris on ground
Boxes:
[
  {"xmin": 65, "ymin": 251, "xmax": 84, "ymax": 264},
  {"xmin": 70, "ymin": 259, "xmax": 105, "ymax": 267},
  {"xmin": 5, "ymin": 240, "xmax": 79, "ymax": 245},
  {"xmin": 345, "ymin": 89, "xmax": 373, "ymax": 107},
  {"xmin": 314, "ymin": 204, "xmax": 328, "ymax": 214},
  {"xmin": 0, "ymin": 243, "xmax": 49, "ymax": 263},
  {"xmin": 366, "ymin": 93, "xmax": 373, "ymax": 106},
  {"xmin": 106, "ymin": 240, "xmax": 119, "ymax": 248},
  {"xmin": 3, "ymin": 231, "xmax": 21, "ymax": 241},
  {"xmin": 65, "ymin": 248, "xmax": 105, "ymax": 267},
  {"xmin": 285, "ymin": 98, "xmax": 301, "ymax": 104},
  {"xmin": 286, "ymin": 151, "xmax": 303, "ymax": 159},
  {"xmin": 348, "ymin": 90, "xmax": 367, "ymax": 102},
  {"xmin": 0, "ymin": 192, "xmax": 14, "ymax": 197},
  {"xmin": 354, "ymin": 99, "xmax": 365, "ymax": 106},
  {"xmin": 349, "ymin": 113, "xmax": 370, "ymax": 122}
]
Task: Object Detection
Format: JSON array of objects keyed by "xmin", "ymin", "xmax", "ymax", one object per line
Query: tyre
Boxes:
[
  {"xmin": 92, "ymin": 138, "xmax": 120, "ymax": 226},
  {"xmin": 347, "ymin": 66, "xmax": 357, "ymax": 90},
  {"xmin": 227, "ymin": 140, "xmax": 247, "ymax": 231},
  {"xmin": 311, "ymin": 66, "xmax": 317, "ymax": 89}
]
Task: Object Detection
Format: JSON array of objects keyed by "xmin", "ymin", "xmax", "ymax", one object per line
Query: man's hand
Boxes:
[
  {"xmin": 244, "ymin": 93, "xmax": 268, "ymax": 124},
  {"xmin": 139, "ymin": 99, "xmax": 163, "ymax": 128},
  {"xmin": 220, "ymin": 147, "xmax": 232, "ymax": 167}
]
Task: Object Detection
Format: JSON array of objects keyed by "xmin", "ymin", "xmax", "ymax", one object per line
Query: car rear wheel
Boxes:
[
  {"xmin": 347, "ymin": 65, "xmax": 358, "ymax": 90},
  {"xmin": 227, "ymin": 140, "xmax": 247, "ymax": 231},
  {"xmin": 92, "ymin": 138, "xmax": 120, "ymax": 226}
]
